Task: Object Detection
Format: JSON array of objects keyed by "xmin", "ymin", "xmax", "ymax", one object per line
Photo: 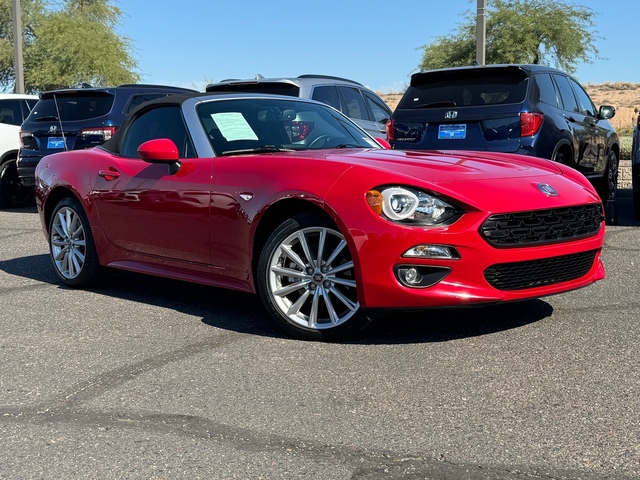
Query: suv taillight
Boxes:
[
  {"xmin": 80, "ymin": 126, "xmax": 117, "ymax": 141},
  {"xmin": 386, "ymin": 118, "xmax": 395, "ymax": 141},
  {"xmin": 19, "ymin": 129, "xmax": 34, "ymax": 149},
  {"xmin": 520, "ymin": 112, "xmax": 544, "ymax": 137}
]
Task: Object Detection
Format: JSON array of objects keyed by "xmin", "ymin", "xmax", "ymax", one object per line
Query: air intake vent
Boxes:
[{"xmin": 481, "ymin": 204, "xmax": 603, "ymax": 247}]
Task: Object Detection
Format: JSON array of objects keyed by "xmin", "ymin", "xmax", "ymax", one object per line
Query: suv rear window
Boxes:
[
  {"xmin": 398, "ymin": 69, "xmax": 529, "ymax": 109},
  {"xmin": 30, "ymin": 91, "xmax": 114, "ymax": 121},
  {"xmin": 206, "ymin": 82, "xmax": 300, "ymax": 97}
]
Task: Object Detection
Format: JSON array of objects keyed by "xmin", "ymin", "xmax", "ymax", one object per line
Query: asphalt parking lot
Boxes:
[{"xmin": 1, "ymin": 191, "xmax": 639, "ymax": 480}]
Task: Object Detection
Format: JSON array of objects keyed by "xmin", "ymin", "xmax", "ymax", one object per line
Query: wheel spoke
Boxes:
[
  {"xmin": 326, "ymin": 260, "xmax": 354, "ymax": 276},
  {"xmin": 330, "ymin": 276, "xmax": 357, "ymax": 288},
  {"xmin": 286, "ymin": 289, "xmax": 311, "ymax": 317},
  {"xmin": 270, "ymin": 265, "xmax": 307, "ymax": 280},
  {"xmin": 324, "ymin": 239, "xmax": 347, "ymax": 267},
  {"xmin": 273, "ymin": 279, "xmax": 308, "ymax": 297},
  {"xmin": 321, "ymin": 289, "xmax": 339, "ymax": 326},
  {"xmin": 328, "ymin": 285, "xmax": 359, "ymax": 312},
  {"xmin": 297, "ymin": 230, "xmax": 315, "ymax": 268},
  {"xmin": 280, "ymin": 244, "xmax": 307, "ymax": 271}
]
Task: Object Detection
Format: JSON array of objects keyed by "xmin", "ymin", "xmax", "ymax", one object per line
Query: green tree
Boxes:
[
  {"xmin": 0, "ymin": 0, "xmax": 139, "ymax": 93},
  {"xmin": 419, "ymin": 0, "xmax": 600, "ymax": 74}
]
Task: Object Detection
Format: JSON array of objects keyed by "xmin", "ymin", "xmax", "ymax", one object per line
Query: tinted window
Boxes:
[
  {"xmin": 206, "ymin": 82, "xmax": 300, "ymax": 97},
  {"xmin": 30, "ymin": 94, "xmax": 114, "ymax": 121},
  {"xmin": 338, "ymin": 86, "xmax": 369, "ymax": 120},
  {"xmin": 124, "ymin": 93, "xmax": 176, "ymax": 114},
  {"xmin": 536, "ymin": 74, "xmax": 560, "ymax": 107},
  {"xmin": 120, "ymin": 106, "xmax": 195, "ymax": 158},
  {"xmin": 569, "ymin": 79, "xmax": 596, "ymax": 117},
  {"xmin": 311, "ymin": 86, "xmax": 341, "ymax": 110},
  {"xmin": 0, "ymin": 99, "xmax": 23, "ymax": 126},
  {"xmin": 399, "ymin": 76, "xmax": 528, "ymax": 109},
  {"xmin": 553, "ymin": 75, "xmax": 579, "ymax": 113},
  {"xmin": 363, "ymin": 90, "xmax": 392, "ymax": 123}
]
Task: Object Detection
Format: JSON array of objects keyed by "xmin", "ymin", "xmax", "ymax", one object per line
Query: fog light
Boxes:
[
  {"xmin": 402, "ymin": 244, "xmax": 460, "ymax": 259},
  {"xmin": 403, "ymin": 267, "xmax": 422, "ymax": 285},
  {"xmin": 395, "ymin": 265, "xmax": 451, "ymax": 288}
]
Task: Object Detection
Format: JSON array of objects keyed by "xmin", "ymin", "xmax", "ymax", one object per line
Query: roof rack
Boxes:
[{"xmin": 297, "ymin": 74, "xmax": 363, "ymax": 86}]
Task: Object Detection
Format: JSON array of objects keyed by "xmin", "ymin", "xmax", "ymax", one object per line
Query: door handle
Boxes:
[{"xmin": 98, "ymin": 169, "xmax": 120, "ymax": 180}]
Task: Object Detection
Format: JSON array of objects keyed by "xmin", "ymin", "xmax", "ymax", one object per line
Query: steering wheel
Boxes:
[{"xmin": 308, "ymin": 134, "xmax": 333, "ymax": 149}]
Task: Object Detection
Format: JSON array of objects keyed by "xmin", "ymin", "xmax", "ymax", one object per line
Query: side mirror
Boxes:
[
  {"xmin": 138, "ymin": 138, "xmax": 180, "ymax": 174},
  {"xmin": 598, "ymin": 105, "xmax": 616, "ymax": 120},
  {"xmin": 375, "ymin": 137, "xmax": 391, "ymax": 149}
]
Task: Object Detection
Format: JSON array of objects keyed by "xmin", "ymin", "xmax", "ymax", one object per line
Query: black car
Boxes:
[
  {"xmin": 387, "ymin": 64, "xmax": 619, "ymax": 221},
  {"xmin": 16, "ymin": 84, "xmax": 198, "ymax": 201}
]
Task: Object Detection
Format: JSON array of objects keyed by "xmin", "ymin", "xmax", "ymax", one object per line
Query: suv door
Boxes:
[
  {"xmin": 553, "ymin": 74, "xmax": 598, "ymax": 174},
  {"xmin": 336, "ymin": 86, "xmax": 379, "ymax": 136},
  {"xmin": 569, "ymin": 77, "xmax": 610, "ymax": 174}
]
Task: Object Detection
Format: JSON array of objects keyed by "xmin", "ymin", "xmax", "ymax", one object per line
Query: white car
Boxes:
[{"xmin": 0, "ymin": 93, "xmax": 38, "ymax": 208}]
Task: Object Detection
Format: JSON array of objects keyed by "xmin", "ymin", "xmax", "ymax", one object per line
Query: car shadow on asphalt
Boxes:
[{"xmin": 1, "ymin": 253, "xmax": 553, "ymax": 344}]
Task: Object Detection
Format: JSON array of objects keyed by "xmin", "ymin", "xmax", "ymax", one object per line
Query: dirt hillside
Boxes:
[{"xmin": 379, "ymin": 82, "xmax": 640, "ymax": 131}]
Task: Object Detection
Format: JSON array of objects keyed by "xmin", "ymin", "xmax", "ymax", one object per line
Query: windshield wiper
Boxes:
[
  {"xmin": 219, "ymin": 145, "xmax": 296, "ymax": 156},
  {"xmin": 414, "ymin": 101, "xmax": 457, "ymax": 109},
  {"xmin": 35, "ymin": 115, "xmax": 60, "ymax": 121}
]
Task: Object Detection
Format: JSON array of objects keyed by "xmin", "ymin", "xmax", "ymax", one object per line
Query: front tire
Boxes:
[
  {"xmin": 596, "ymin": 151, "xmax": 618, "ymax": 226},
  {"xmin": 49, "ymin": 197, "xmax": 106, "ymax": 287},
  {"xmin": 257, "ymin": 213, "xmax": 370, "ymax": 341},
  {"xmin": 0, "ymin": 159, "xmax": 34, "ymax": 208}
]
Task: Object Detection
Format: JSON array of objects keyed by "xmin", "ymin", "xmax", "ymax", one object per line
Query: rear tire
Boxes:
[
  {"xmin": 0, "ymin": 159, "xmax": 35, "ymax": 208},
  {"xmin": 49, "ymin": 197, "xmax": 107, "ymax": 287},
  {"xmin": 633, "ymin": 164, "xmax": 640, "ymax": 220}
]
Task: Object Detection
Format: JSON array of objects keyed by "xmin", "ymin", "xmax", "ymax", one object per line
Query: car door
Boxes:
[
  {"xmin": 362, "ymin": 90, "xmax": 392, "ymax": 137},
  {"xmin": 336, "ymin": 86, "xmax": 380, "ymax": 137},
  {"xmin": 91, "ymin": 105, "xmax": 212, "ymax": 264},
  {"xmin": 553, "ymin": 74, "xmax": 598, "ymax": 173},
  {"xmin": 570, "ymin": 78, "xmax": 609, "ymax": 174}
]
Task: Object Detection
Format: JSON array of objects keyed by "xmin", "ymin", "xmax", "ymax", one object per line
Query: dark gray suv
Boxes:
[
  {"xmin": 388, "ymin": 65, "xmax": 619, "ymax": 222},
  {"xmin": 206, "ymin": 74, "xmax": 391, "ymax": 138}
]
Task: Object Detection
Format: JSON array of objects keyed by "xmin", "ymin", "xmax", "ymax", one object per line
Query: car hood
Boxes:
[
  {"xmin": 329, "ymin": 148, "xmax": 565, "ymax": 183},
  {"xmin": 317, "ymin": 148, "xmax": 600, "ymax": 213}
]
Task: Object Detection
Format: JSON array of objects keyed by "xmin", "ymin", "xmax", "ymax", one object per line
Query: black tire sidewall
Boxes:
[{"xmin": 0, "ymin": 159, "xmax": 34, "ymax": 209}]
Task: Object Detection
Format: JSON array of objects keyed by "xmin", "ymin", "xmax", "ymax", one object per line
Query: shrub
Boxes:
[{"xmin": 619, "ymin": 136, "xmax": 633, "ymax": 160}]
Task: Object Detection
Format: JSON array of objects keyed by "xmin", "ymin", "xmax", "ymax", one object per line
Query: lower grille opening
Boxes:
[{"xmin": 484, "ymin": 250, "xmax": 598, "ymax": 291}]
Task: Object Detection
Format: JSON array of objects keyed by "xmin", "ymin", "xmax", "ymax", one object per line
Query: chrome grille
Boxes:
[
  {"xmin": 480, "ymin": 204, "xmax": 603, "ymax": 247},
  {"xmin": 484, "ymin": 250, "xmax": 598, "ymax": 291}
]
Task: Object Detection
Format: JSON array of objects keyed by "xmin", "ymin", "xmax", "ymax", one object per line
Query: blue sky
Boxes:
[{"xmin": 119, "ymin": 0, "xmax": 638, "ymax": 93}]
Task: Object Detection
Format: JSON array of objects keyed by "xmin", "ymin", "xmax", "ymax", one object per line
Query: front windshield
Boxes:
[{"xmin": 197, "ymin": 98, "xmax": 380, "ymax": 155}]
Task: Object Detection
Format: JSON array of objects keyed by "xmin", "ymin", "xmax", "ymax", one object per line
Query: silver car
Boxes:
[{"xmin": 206, "ymin": 74, "xmax": 391, "ymax": 138}]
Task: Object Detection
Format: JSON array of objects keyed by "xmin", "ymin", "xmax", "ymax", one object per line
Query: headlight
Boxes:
[{"xmin": 366, "ymin": 186, "xmax": 460, "ymax": 225}]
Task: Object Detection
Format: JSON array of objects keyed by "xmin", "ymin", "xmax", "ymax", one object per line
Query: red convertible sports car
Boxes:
[{"xmin": 35, "ymin": 93, "xmax": 606, "ymax": 340}]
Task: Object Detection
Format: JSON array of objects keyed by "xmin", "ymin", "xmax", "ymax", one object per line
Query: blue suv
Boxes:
[
  {"xmin": 387, "ymin": 65, "xmax": 619, "ymax": 222},
  {"xmin": 16, "ymin": 84, "xmax": 197, "ymax": 205}
]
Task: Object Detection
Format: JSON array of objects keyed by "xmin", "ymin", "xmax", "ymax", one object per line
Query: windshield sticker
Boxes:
[{"xmin": 211, "ymin": 112, "xmax": 258, "ymax": 141}]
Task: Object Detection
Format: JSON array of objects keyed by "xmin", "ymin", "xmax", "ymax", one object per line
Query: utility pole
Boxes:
[
  {"xmin": 12, "ymin": 0, "xmax": 25, "ymax": 93},
  {"xmin": 476, "ymin": 0, "xmax": 487, "ymax": 66}
]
